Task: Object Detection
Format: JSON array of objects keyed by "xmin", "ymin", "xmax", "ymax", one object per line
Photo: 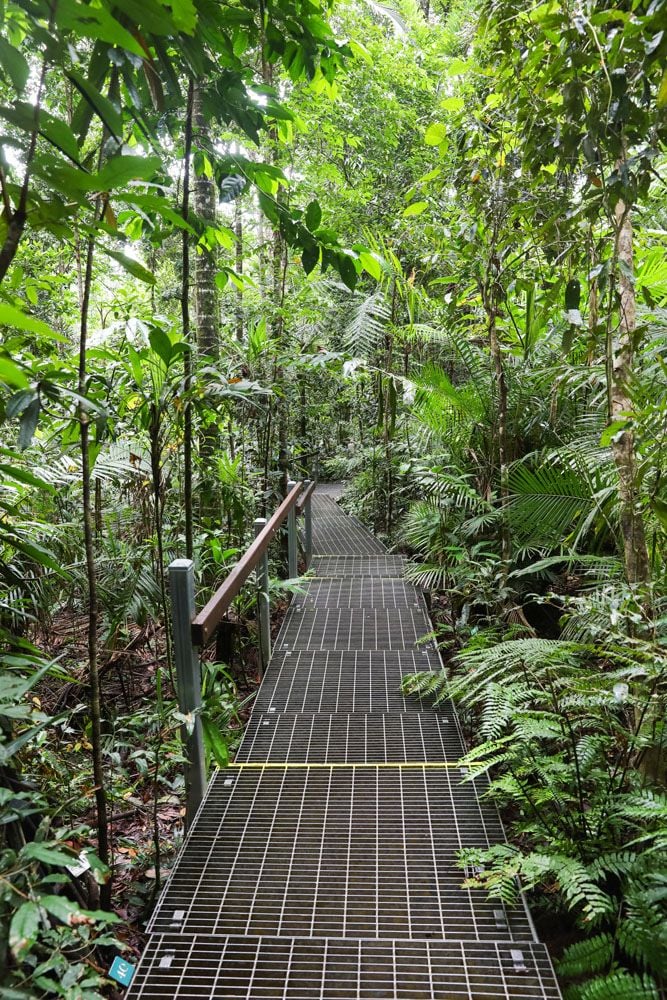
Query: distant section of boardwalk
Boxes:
[{"xmin": 128, "ymin": 485, "xmax": 562, "ymax": 999}]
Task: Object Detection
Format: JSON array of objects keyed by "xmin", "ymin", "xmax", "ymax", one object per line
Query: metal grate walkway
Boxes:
[{"xmin": 129, "ymin": 486, "xmax": 561, "ymax": 999}]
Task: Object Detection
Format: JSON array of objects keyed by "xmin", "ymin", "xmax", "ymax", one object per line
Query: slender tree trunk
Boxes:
[
  {"xmin": 235, "ymin": 200, "xmax": 244, "ymax": 343},
  {"xmin": 149, "ymin": 412, "xmax": 174, "ymax": 685},
  {"xmin": 182, "ymin": 80, "xmax": 194, "ymax": 559},
  {"xmin": 611, "ymin": 200, "xmax": 651, "ymax": 590},
  {"xmin": 486, "ymin": 303, "xmax": 511, "ymax": 567},
  {"xmin": 587, "ymin": 233, "xmax": 599, "ymax": 366},
  {"xmin": 271, "ymin": 192, "xmax": 290, "ymax": 496},
  {"xmin": 256, "ymin": 205, "xmax": 265, "ymax": 294},
  {"xmin": 94, "ymin": 477, "xmax": 103, "ymax": 537},
  {"xmin": 78, "ymin": 233, "xmax": 111, "ymax": 909},
  {"xmin": 192, "ymin": 83, "xmax": 220, "ymax": 523},
  {"xmin": 193, "ymin": 86, "xmax": 219, "ymax": 361}
]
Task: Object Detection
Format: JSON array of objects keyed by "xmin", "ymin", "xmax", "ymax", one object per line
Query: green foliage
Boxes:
[{"xmin": 2, "ymin": 0, "xmax": 667, "ymax": 994}]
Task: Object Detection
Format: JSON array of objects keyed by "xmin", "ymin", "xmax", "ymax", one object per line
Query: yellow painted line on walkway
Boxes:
[{"xmin": 225, "ymin": 761, "xmax": 482, "ymax": 769}]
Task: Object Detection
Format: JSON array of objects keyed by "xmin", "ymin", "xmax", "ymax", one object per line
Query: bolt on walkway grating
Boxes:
[
  {"xmin": 148, "ymin": 766, "xmax": 533, "ymax": 943},
  {"xmin": 235, "ymin": 713, "xmax": 465, "ymax": 763},
  {"xmin": 294, "ymin": 578, "xmax": 424, "ymax": 610},
  {"xmin": 253, "ymin": 650, "xmax": 445, "ymax": 715},
  {"xmin": 130, "ymin": 935, "xmax": 561, "ymax": 1000},
  {"xmin": 277, "ymin": 608, "xmax": 435, "ymax": 652},
  {"xmin": 311, "ymin": 554, "xmax": 408, "ymax": 578}
]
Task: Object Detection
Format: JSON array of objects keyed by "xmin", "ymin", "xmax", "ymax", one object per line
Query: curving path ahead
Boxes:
[{"xmin": 127, "ymin": 485, "xmax": 562, "ymax": 999}]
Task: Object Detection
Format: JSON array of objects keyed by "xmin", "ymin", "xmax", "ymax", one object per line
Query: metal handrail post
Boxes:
[
  {"xmin": 254, "ymin": 517, "xmax": 271, "ymax": 672},
  {"xmin": 287, "ymin": 479, "xmax": 298, "ymax": 578},
  {"xmin": 169, "ymin": 559, "xmax": 206, "ymax": 827},
  {"xmin": 303, "ymin": 478, "xmax": 313, "ymax": 568}
]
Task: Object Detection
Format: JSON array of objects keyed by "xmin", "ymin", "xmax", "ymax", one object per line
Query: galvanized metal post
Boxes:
[
  {"xmin": 254, "ymin": 517, "xmax": 271, "ymax": 672},
  {"xmin": 303, "ymin": 478, "xmax": 313, "ymax": 568},
  {"xmin": 287, "ymin": 479, "xmax": 298, "ymax": 578},
  {"xmin": 169, "ymin": 559, "xmax": 206, "ymax": 828}
]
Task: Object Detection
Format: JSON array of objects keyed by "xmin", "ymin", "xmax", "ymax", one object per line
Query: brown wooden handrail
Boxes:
[
  {"xmin": 295, "ymin": 479, "xmax": 316, "ymax": 514},
  {"xmin": 191, "ymin": 480, "xmax": 303, "ymax": 646}
]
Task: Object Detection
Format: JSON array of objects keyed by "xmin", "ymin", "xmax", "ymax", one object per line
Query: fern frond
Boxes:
[
  {"xmin": 575, "ymin": 970, "xmax": 659, "ymax": 1000},
  {"xmin": 450, "ymin": 638, "xmax": 587, "ymax": 705},
  {"xmin": 401, "ymin": 670, "xmax": 449, "ymax": 705},
  {"xmin": 557, "ymin": 933, "xmax": 615, "ymax": 978}
]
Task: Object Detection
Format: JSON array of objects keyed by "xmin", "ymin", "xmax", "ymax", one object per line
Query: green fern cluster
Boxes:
[{"xmin": 431, "ymin": 631, "xmax": 667, "ymax": 998}]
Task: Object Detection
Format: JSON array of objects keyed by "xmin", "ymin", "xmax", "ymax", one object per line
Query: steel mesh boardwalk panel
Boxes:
[
  {"xmin": 312, "ymin": 518, "xmax": 387, "ymax": 555},
  {"xmin": 253, "ymin": 651, "xmax": 444, "ymax": 714},
  {"xmin": 130, "ymin": 935, "xmax": 561, "ymax": 999},
  {"xmin": 277, "ymin": 608, "xmax": 435, "ymax": 651},
  {"xmin": 311, "ymin": 555, "xmax": 408, "ymax": 578},
  {"xmin": 294, "ymin": 578, "xmax": 424, "ymax": 610},
  {"xmin": 236, "ymin": 714, "xmax": 465, "ymax": 762},
  {"xmin": 312, "ymin": 482, "xmax": 344, "ymax": 499},
  {"xmin": 148, "ymin": 766, "xmax": 533, "ymax": 943}
]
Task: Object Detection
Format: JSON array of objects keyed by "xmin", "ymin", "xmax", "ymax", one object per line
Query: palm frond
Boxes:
[{"xmin": 342, "ymin": 291, "xmax": 391, "ymax": 358}]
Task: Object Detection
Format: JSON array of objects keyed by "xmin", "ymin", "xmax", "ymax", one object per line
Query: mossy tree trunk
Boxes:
[{"xmin": 611, "ymin": 199, "xmax": 651, "ymax": 593}]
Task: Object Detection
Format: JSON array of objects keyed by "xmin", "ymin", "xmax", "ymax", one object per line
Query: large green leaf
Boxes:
[
  {"xmin": 21, "ymin": 842, "xmax": 76, "ymax": 867},
  {"xmin": 0, "ymin": 103, "xmax": 80, "ymax": 163},
  {"xmin": 425, "ymin": 122, "xmax": 447, "ymax": 145},
  {"xmin": 0, "ymin": 38, "xmax": 29, "ymax": 93},
  {"xmin": 96, "ymin": 154, "xmax": 162, "ymax": 191},
  {"xmin": 302, "ymin": 241, "xmax": 319, "ymax": 275},
  {"xmin": 112, "ymin": 0, "xmax": 179, "ymax": 35},
  {"xmin": 305, "ymin": 200, "xmax": 322, "ymax": 232},
  {"xmin": 9, "ymin": 901, "xmax": 40, "ymax": 959},
  {"xmin": 202, "ymin": 716, "xmax": 229, "ymax": 767},
  {"xmin": 0, "ymin": 304, "xmax": 66, "ymax": 342},
  {"xmin": 358, "ymin": 251, "xmax": 382, "ymax": 281},
  {"xmin": 103, "ymin": 247, "xmax": 156, "ymax": 284},
  {"xmin": 148, "ymin": 327, "xmax": 173, "ymax": 366},
  {"xmin": 403, "ymin": 200, "xmax": 428, "ymax": 217},
  {"xmin": 163, "ymin": 0, "xmax": 197, "ymax": 33},
  {"xmin": 337, "ymin": 252, "xmax": 358, "ymax": 291},
  {"xmin": 128, "ymin": 194, "xmax": 194, "ymax": 232},
  {"xmin": 66, "ymin": 69, "xmax": 123, "ymax": 139},
  {"xmin": 56, "ymin": 0, "xmax": 150, "ymax": 56},
  {"xmin": 18, "ymin": 397, "xmax": 40, "ymax": 450},
  {"xmin": 0, "ymin": 462, "xmax": 55, "ymax": 492},
  {"xmin": 0, "ymin": 357, "xmax": 29, "ymax": 388},
  {"xmin": 4, "ymin": 534, "xmax": 67, "ymax": 575}
]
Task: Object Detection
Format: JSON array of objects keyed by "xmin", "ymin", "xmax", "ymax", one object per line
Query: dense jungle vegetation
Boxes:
[{"xmin": 1, "ymin": 0, "xmax": 667, "ymax": 994}]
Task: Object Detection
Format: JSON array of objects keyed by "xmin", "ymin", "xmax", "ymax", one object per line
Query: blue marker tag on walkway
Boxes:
[{"xmin": 108, "ymin": 956, "xmax": 136, "ymax": 987}]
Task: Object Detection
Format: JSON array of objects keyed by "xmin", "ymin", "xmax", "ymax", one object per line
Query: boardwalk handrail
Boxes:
[
  {"xmin": 191, "ymin": 480, "xmax": 303, "ymax": 646},
  {"xmin": 169, "ymin": 475, "xmax": 314, "ymax": 825},
  {"xmin": 295, "ymin": 479, "xmax": 316, "ymax": 514}
]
